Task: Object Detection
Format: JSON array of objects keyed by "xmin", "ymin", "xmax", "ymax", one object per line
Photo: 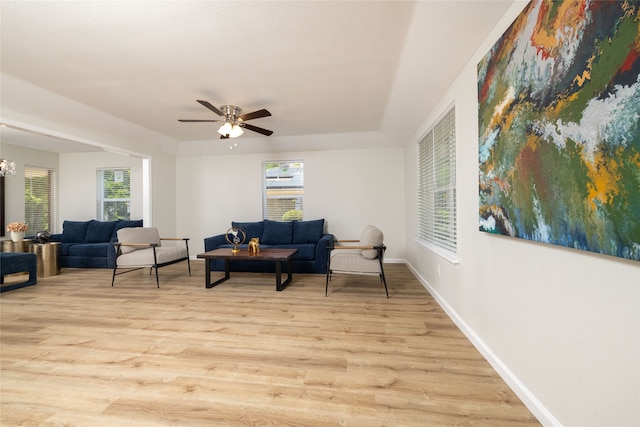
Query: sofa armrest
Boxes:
[
  {"xmin": 106, "ymin": 237, "xmax": 119, "ymax": 268},
  {"xmin": 50, "ymin": 233, "xmax": 63, "ymax": 243},
  {"xmin": 204, "ymin": 233, "xmax": 227, "ymax": 252},
  {"xmin": 315, "ymin": 233, "xmax": 335, "ymax": 268}
]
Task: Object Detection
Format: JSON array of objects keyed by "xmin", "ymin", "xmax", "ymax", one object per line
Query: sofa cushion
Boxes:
[
  {"xmin": 62, "ymin": 220, "xmax": 89, "ymax": 243},
  {"xmin": 292, "ymin": 219, "xmax": 324, "ymax": 244},
  {"xmin": 86, "ymin": 220, "xmax": 116, "ymax": 243},
  {"xmin": 262, "ymin": 220, "xmax": 293, "ymax": 245},
  {"xmin": 278, "ymin": 244, "xmax": 315, "ymax": 260},
  {"xmin": 360, "ymin": 225, "xmax": 384, "ymax": 259},
  {"xmin": 59, "ymin": 243, "xmax": 72, "ymax": 256},
  {"xmin": 112, "ymin": 219, "xmax": 144, "ymax": 239},
  {"xmin": 232, "ymin": 221, "xmax": 264, "ymax": 241},
  {"xmin": 67, "ymin": 242, "xmax": 111, "ymax": 257}
]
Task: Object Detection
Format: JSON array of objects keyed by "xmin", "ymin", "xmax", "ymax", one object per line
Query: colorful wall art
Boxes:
[{"xmin": 478, "ymin": 0, "xmax": 640, "ymax": 261}]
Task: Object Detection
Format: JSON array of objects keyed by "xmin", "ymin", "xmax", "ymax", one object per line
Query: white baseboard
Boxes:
[{"xmin": 405, "ymin": 261, "xmax": 561, "ymax": 427}]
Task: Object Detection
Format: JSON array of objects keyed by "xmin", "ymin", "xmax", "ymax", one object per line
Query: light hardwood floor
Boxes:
[{"xmin": 1, "ymin": 262, "xmax": 540, "ymax": 426}]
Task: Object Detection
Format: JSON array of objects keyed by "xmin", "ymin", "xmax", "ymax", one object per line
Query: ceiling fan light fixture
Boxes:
[
  {"xmin": 217, "ymin": 122, "xmax": 233, "ymax": 137},
  {"xmin": 217, "ymin": 122, "xmax": 244, "ymax": 138},
  {"xmin": 229, "ymin": 124, "xmax": 244, "ymax": 138}
]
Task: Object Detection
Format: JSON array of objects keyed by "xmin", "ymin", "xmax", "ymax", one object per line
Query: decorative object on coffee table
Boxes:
[
  {"xmin": 35, "ymin": 230, "xmax": 51, "ymax": 244},
  {"xmin": 225, "ymin": 227, "xmax": 245, "ymax": 253},
  {"xmin": 7, "ymin": 222, "xmax": 28, "ymax": 242},
  {"xmin": 248, "ymin": 237, "xmax": 260, "ymax": 255}
]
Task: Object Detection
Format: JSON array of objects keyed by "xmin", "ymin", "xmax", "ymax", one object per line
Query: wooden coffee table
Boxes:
[{"xmin": 197, "ymin": 248, "xmax": 298, "ymax": 291}]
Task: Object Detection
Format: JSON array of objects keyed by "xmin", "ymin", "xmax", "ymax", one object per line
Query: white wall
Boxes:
[
  {"xmin": 0, "ymin": 142, "xmax": 59, "ymax": 232},
  {"xmin": 59, "ymin": 151, "xmax": 144, "ymax": 227},
  {"xmin": 403, "ymin": 2, "xmax": 640, "ymax": 426},
  {"xmin": 148, "ymin": 152, "xmax": 178, "ymax": 236},
  {"xmin": 176, "ymin": 147, "xmax": 405, "ymax": 257}
]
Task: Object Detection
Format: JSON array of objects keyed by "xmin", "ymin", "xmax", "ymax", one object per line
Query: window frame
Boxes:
[
  {"xmin": 417, "ymin": 106, "xmax": 459, "ymax": 264},
  {"xmin": 96, "ymin": 167, "xmax": 131, "ymax": 221},
  {"xmin": 262, "ymin": 161, "xmax": 304, "ymax": 221}
]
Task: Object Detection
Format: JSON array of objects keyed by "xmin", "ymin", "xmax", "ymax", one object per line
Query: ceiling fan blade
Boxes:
[
  {"xmin": 178, "ymin": 119, "xmax": 221, "ymax": 122},
  {"xmin": 239, "ymin": 109, "xmax": 271, "ymax": 121},
  {"xmin": 220, "ymin": 134, "xmax": 229, "ymax": 139},
  {"xmin": 242, "ymin": 123, "xmax": 273, "ymax": 136},
  {"xmin": 197, "ymin": 100, "xmax": 224, "ymax": 116}
]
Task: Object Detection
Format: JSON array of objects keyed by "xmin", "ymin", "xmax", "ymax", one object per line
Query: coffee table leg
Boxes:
[
  {"xmin": 205, "ymin": 259, "xmax": 211, "ymax": 288},
  {"xmin": 276, "ymin": 259, "xmax": 294, "ymax": 291},
  {"xmin": 206, "ymin": 259, "xmax": 231, "ymax": 288},
  {"xmin": 276, "ymin": 261, "xmax": 283, "ymax": 291},
  {"xmin": 287, "ymin": 258, "xmax": 293, "ymax": 284}
]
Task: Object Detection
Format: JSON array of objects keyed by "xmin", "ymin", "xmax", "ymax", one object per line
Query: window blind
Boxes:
[
  {"xmin": 25, "ymin": 165, "xmax": 56, "ymax": 233},
  {"xmin": 418, "ymin": 107, "xmax": 457, "ymax": 257}
]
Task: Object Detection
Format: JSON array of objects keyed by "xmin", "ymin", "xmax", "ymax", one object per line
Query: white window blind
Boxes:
[
  {"xmin": 25, "ymin": 165, "xmax": 56, "ymax": 233},
  {"xmin": 418, "ymin": 107, "xmax": 457, "ymax": 259},
  {"xmin": 96, "ymin": 168, "xmax": 131, "ymax": 221},
  {"xmin": 263, "ymin": 161, "xmax": 304, "ymax": 221}
]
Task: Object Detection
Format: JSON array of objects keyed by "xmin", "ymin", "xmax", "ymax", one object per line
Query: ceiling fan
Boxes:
[{"xmin": 178, "ymin": 100, "xmax": 273, "ymax": 139}]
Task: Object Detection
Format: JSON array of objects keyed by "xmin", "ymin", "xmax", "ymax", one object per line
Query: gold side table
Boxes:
[
  {"xmin": 2, "ymin": 239, "xmax": 33, "ymax": 253},
  {"xmin": 29, "ymin": 242, "xmax": 61, "ymax": 277}
]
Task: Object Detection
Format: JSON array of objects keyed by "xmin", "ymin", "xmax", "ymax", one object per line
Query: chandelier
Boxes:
[{"xmin": 0, "ymin": 159, "xmax": 16, "ymax": 177}]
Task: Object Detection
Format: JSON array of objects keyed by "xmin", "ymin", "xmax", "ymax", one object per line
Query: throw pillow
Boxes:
[
  {"xmin": 292, "ymin": 219, "xmax": 324, "ymax": 244},
  {"xmin": 262, "ymin": 220, "xmax": 293, "ymax": 245},
  {"xmin": 359, "ymin": 225, "xmax": 384, "ymax": 259}
]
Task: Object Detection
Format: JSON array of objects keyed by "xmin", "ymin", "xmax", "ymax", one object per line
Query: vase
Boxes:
[{"xmin": 10, "ymin": 231, "xmax": 25, "ymax": 242}]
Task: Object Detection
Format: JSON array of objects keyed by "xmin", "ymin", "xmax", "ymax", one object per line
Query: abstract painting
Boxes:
[{"xmin": 478, "ymin": 0, "xmax": 640, "ymax": 261}]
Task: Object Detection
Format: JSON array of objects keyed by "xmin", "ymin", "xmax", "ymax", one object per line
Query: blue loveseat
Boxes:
[
  {"xmin": 204, "ymin": 219, "xmax": 334, "ymax": 274},
  {"xmin": 50, "ymin": 219, "xmax": 143, "ymax": 268}
]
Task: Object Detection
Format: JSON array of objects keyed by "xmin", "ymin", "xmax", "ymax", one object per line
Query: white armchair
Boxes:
[
  {"xmin": 111, "ymin": 227, "xmax": 190, "ymax": 288},
  {"xmin": 325, "ymin": 225, "xmax": 388, "ymax": 297}
]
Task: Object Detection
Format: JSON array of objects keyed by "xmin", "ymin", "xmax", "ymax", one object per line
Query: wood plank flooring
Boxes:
[{"xmin": 1, "ymin": 262, "xmax": 540, "ymax": 426}]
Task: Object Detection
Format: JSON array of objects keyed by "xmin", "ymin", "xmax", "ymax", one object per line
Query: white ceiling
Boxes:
[{"xmin": 0, "ymin": 0, "xmax": 513, "ymax": 155}]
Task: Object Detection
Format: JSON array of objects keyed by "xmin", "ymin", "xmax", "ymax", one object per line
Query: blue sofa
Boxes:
[
  {"xmin": 204, "ymin": 219, "xmax": 334, "ymax": 274},
  {"xmin": 50, "ymin": 219, "xmax": 143, "ymax": 268}
]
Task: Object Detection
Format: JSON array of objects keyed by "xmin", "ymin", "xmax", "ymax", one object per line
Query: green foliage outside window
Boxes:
[
  {"xmin": 98, "ymin": 169, "xmax": 131, "ymax": 221},
  {"xmin": 25, "ymin": 179, "xmax": 49, "ymax": 232}
]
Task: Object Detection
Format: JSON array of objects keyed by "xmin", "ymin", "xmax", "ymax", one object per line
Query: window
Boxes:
[
  {"xmin": 418, "ymin": 106, "xmax": 457, "ymax": 260},
  {"xmin": 263, "ymin": 161, "xmax": 304, "ymax": 221},
  {"xmin": 25, "ymin": 165, "xmax": 56, "ymax": 233},
  {"xmin": 97, "ymin": 168, "xmax": 131, "ymax": 221}
]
